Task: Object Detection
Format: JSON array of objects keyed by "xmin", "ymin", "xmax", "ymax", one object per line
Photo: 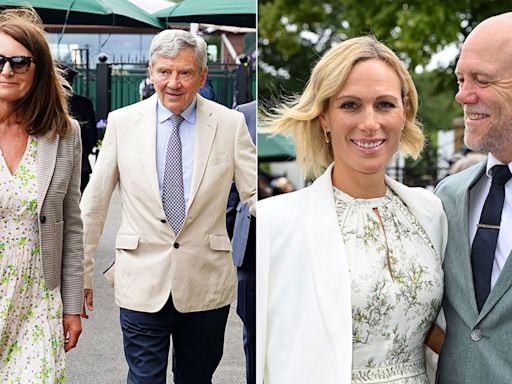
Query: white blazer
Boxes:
[{"xmin": 256, "ymin": 164, "xmax": 447, "ymax": 384}]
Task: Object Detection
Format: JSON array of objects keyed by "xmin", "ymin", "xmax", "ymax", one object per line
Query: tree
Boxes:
[
  {"xmin": 259, "ymin": 0, "xmax": 511, "ymax": 180},
  {"xmin": 259, "ymin": 0, "xmax": 511, "ymax": 102}
]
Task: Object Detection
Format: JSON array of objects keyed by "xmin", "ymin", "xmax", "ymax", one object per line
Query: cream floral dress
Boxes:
[
  {"xmin": 0, "ymin": 137, "xmax": 66, "ymax": 383},
  {"xmin": 333, "ymin": 186, "xmax": 443, "ymax": 384}
]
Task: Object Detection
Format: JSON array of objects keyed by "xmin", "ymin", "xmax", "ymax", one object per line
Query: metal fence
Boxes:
[{"xmin": 71, "ymin": 62, "xmax": 256, "ymax": 116}]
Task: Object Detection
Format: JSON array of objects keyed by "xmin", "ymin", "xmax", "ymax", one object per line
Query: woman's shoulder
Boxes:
[
  {"xmin": 70, "ymin": 118, "xmax": 80, "ymax": 134},
  {"xmin": 258, "ymin": 187, "xmax": 310, "ymax": 220},
  {"xmin": 64, "ymin": 118, "xmax": 80, "ymax": 142}
]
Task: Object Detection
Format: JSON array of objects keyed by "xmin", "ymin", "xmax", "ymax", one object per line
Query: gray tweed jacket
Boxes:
[{"xmin": 36, "ymin": 121, "xmax": 84, "ymax": 315}]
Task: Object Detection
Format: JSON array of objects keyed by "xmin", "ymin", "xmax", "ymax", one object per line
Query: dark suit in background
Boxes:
[
  {"xmin": 227, "ymin": 100, "xmax": 256, "ymax": 384},
  {"xmin": 69, "ymin": 93, "xmax": 97, "ymax": 193},
  {"xmin": 59, "ymin": 63, "xmax": 98, "ymax": 194}
]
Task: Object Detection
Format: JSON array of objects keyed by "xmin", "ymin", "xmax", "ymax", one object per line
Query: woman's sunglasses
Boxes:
[{"xmin": 0, "ymin": 55, "xmax": 35, "ymax": 74}]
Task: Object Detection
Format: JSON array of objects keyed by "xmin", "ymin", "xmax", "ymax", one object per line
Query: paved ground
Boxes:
[{"xmin": 66, "ymin": 190, "xmax": 245, "ymax": 383}]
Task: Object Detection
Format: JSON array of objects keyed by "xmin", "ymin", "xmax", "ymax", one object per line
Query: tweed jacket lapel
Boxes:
[{"xmin": 36, "ymin": 134, "xmax": 59, "ymax": 214}]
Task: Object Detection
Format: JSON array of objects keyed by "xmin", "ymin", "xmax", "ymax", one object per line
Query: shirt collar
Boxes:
[
  {"xmin": 486, "ymin": 152, "xmax": 512, "ymax": 178},
  {"xmin": 156, "ymin": 96, "xmax": 197, "ymax": 125}
]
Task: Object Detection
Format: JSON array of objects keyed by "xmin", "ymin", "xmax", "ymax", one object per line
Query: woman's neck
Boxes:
[
  {"xmin": 331, "ymin": 165, "xmax": 387, "ymax": 199},
  {"xmin": 0, "ymin": 102, "xmax": 18, "ymax": 124},
  {"xmin": 0, "ymin": 116, "xmax": 26, "ymax": 137}
]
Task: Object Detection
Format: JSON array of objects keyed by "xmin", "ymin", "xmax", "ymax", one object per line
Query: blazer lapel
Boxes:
[
  {"xmin": 36, "ymin": 134, "xmax": 58, "ymax": 214},
  {"xmin": 188, "ymin": 95, "xmax": 216, "ymax": 208},
  {"xmin": 445, "ymin": 163, "xmax": 486, "ymax": 315},
  {"xmin": 480, "ymin": 249, "xmax": 512, "ymax": 319},
  {"xmin": 306, "ymin": 164, "xmax": 352, "ymax": 381},
  {"xmin": 137, "ymin": 95, "xmax": 162, "ymax": 207}
]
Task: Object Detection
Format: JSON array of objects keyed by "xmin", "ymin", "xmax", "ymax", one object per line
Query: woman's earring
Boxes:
[{"xmin": 324, "ymin": 130, "xmax": 331, "ymax": 144}]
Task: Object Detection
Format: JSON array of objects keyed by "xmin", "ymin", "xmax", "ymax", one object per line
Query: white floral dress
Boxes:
[
  {"xmin": 0, "ymin": 137, "xmax": 66, "ymax": 383},
  {"xmin": 333, "ymin": 187, "xmax": 443, "ymax": 384}
]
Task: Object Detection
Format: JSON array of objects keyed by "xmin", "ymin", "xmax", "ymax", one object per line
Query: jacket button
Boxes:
[
  {"xmin": 173, "ymin": 242, "xmax": 180, "ymax": 249},
  {"xmin": 160, "ymin": 219, "xmax": 167, "ymax": 223},
  {"xmin": 471, "ymin": 329, "xmax": 482, "ymax": 341},
  {"xmin": 40, "ymin": 216, "xmax": 46, "ymax": 223}
]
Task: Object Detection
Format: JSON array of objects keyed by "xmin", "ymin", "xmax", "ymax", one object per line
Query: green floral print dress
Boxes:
[
  {"xmin": 0, "ymin": 137, "xmax": 66, "ymax": 383},
  {"xmin": 333, "ymin": 186, "xmax": 443, "ymax": 384}
]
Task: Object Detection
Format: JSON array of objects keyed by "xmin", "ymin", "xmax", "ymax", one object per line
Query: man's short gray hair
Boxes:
[{"xmin": 149, "ymin": 29, "xmax": 207, "ymax": 70}]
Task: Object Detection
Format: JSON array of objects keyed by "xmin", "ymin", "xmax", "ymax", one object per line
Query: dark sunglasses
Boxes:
[{"xmin": 0, "ymin": 55, "xmax": 35, "ymax": 74}]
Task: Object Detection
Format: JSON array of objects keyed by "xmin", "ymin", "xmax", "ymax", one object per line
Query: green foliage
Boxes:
[
  {"xmin": 259, "ymin": 0, "xmax": 512, "ymax": 181},
  {"xmin": 259, "ymin": 0, "xmax": 512, "ymax": 103},
  {"xmin": 402, "ymin": 70, "xmax": 462, "ymax": 183}
]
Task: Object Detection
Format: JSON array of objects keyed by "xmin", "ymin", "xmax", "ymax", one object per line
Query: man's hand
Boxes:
[
  {"xmin": 82, "ymin": 288, "xmax": 94, "ymax": 319},
  {"xmin": 62, "ymin": 314, "xmax": 82, "ymax": 352}
]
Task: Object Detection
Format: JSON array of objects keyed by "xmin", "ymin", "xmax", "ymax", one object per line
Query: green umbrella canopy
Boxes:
[
  {"xmin": 0, "ymin": 0, "xmax": 164, "ymax": 28},
  {"xmin": 258, "ymin": 133, "xmax": 296, "ymax": 162},
  {"xmin": 154, "ymin": 0, "xmax": 255, "ymax": 28}
]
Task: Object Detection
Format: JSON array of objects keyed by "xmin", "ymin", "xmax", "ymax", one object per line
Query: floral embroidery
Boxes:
[{"xmin": 333, "ymin": 187, "xmax": 443, "ymax": 383}]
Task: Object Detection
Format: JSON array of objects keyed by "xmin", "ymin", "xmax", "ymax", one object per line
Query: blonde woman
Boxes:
[{"xmin": 257, "ymin": 36, "xmax": 447, "ymax": 383}]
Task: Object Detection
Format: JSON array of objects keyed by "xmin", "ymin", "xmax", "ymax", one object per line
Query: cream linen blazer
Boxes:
[
  {"xmin": 256, "ymin": 164, "xmax": 447, "ymax": 384},
  {"xmin": 37, "ymin": 122, "xmax": 84, "ymax": 315},
  {"xmin": 81, "ymin": 94, "xmax": 256, "ymax": 313}
]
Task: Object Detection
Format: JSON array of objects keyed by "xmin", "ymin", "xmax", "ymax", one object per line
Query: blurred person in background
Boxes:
[
  {"xmin": 0, "ymin": 8, "xmax": 83, "ymax": 382},
  {"xmin": 257, "ymin": 36, "xmax": 447, "ymax": 384},
  {"xmin": 226, "ymin": 100, "xmax": 256, "ymax": 384},
  {"xmin": 59, "ymin": 64, "xmax": 98, "ymax": 193},
  {"xmin": 270, "ymin": 176, "xmax": 295, "ymax": 195},
  {"xmin": 448, "ymin": 150, "xmax": 487, "ymax": 175}
]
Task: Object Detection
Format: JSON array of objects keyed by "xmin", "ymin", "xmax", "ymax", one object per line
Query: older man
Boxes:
[
  {"xmin": 80, "ymin": 30, "xmax": 256, "ymax": 384},
  {"xmin": 435, "ymin": 12, "xmax": 512, "ymax": 383}
]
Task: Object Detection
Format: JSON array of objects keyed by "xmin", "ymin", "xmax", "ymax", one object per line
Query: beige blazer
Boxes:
[
  {"xmin": 256, "ymin": 164, "xmax": 447, "ymax": 384},
  {"xmin": 37, "ymin": 121, "xmax": 84, "ymax": 315},
  {"xmin": 81, "ymin": 94, "xmax": 256, "ymax": 313}
]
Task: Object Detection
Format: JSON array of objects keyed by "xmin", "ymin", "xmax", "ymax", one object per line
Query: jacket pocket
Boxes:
[
  {"xmin": 115, "ymin": 234, "xmax": 140, "ymax": 250},
  {"xmin": 208, "ymin": 234, "xmax": 232, "ymax": 251}
]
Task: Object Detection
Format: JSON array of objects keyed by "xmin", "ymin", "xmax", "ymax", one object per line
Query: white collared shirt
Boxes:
[
  {"xmin": 156, "ymin": 98, "xmax": 196, "ymax": 212},
  {"xmin": 469, "ymin": 153, "xmax": 512, "ymax": 289}
]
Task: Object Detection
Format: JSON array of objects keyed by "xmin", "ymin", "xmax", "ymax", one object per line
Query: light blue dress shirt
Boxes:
[{"xmin": 156, "ymin": 98, "xmax": 196, "ymax": 212}]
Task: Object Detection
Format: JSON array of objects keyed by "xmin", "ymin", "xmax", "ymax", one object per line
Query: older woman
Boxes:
[
  {"xmin": 0, "ymin": 9, "xmax": 83, "ymax": 382},
  {"xmin": 257, "ymin": 36, "xmax": 447, "ymax": 383}
]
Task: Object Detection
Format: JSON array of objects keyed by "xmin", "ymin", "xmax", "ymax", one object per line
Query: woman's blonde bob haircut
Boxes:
[{"xmin": 266, "ymin": 36, "xmax": 424, "ymax": 178}]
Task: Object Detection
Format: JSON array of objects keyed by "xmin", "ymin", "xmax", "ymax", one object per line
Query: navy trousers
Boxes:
[
  {"xmin": 237, "ymin": 218, "xmax": 256, "ymax": 384},
  {"xmin": 120, "ymin": 294, "xmax": 229, "ymax": 384}
]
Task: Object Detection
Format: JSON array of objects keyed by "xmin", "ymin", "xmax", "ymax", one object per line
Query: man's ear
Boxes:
[
  {"xmin": 147, "ymin": 64, "xmax": 153, "ymax": 82},
  {"xmin": 200, "ymin": 67, "xmax": 208, "ymax": 87}
]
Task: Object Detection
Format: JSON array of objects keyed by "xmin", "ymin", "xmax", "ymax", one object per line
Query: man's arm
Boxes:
[
  {"xmin": 233, "ymin": 112, "xmax": 257, "ymax": 216},
  {"xmin": 80, "ymin": 113, "xmax": 120, "ymax": 316}
]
